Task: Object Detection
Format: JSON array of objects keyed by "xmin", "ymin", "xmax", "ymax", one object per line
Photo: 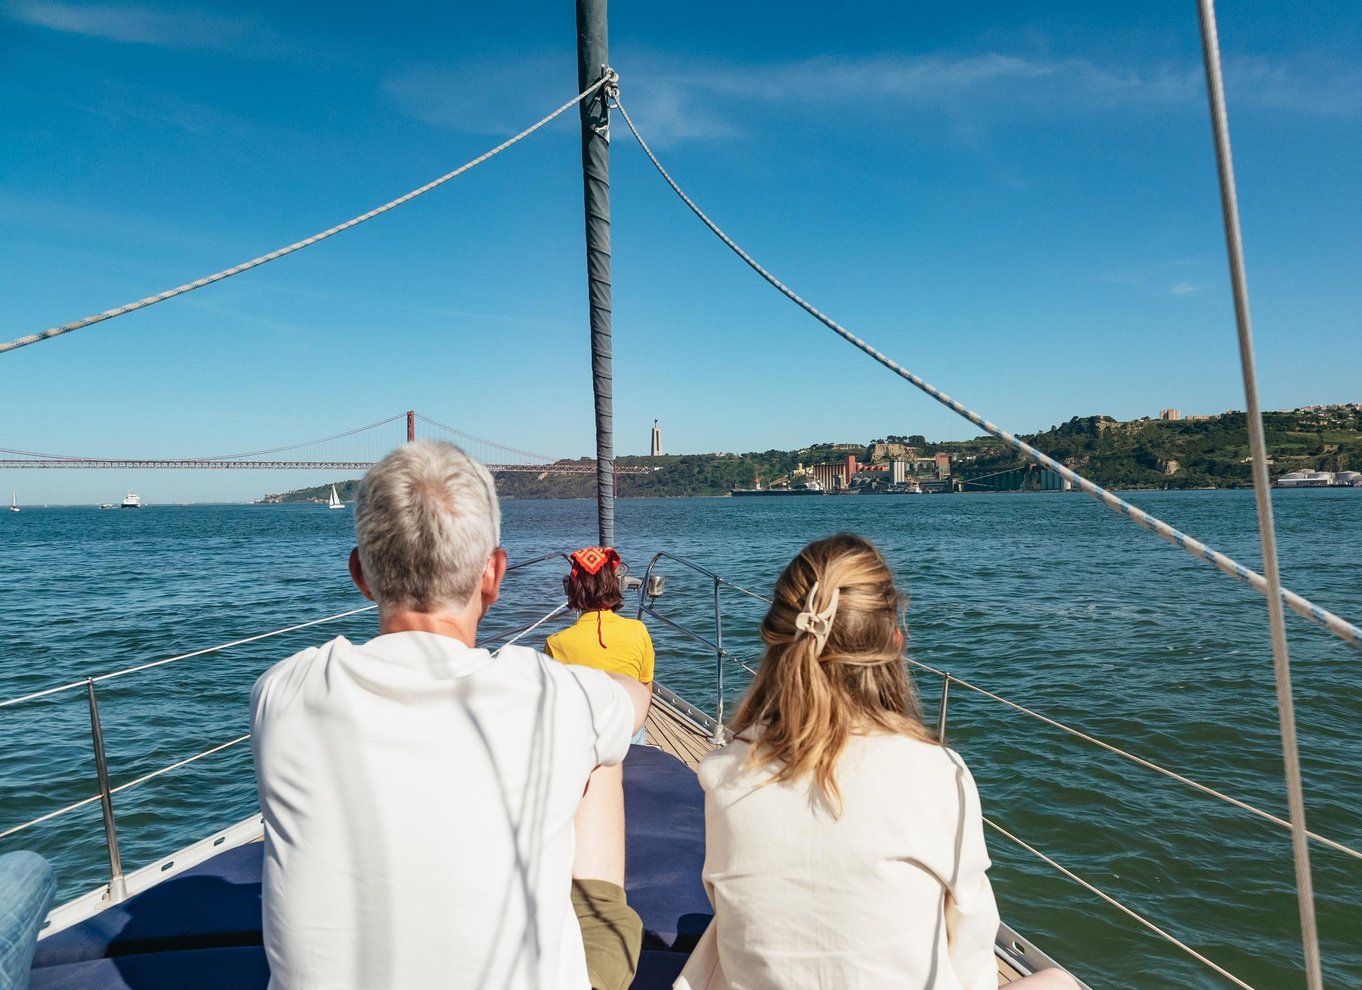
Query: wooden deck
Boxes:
[
  {"xmin": 642, "ymin": 692, "xmax": 1042, "ymax": 988},
  {"xmin": 643, "ymin": 696, "xmax": 719, "ymax": 769},
  {"xmin": 998, "ymin": 957, "xmax": 1024, "ymax": 984}
]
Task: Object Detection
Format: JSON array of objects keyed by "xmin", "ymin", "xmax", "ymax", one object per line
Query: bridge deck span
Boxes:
[{"xmin": 0, "ymin": 460, "xmax": 651, "ymax": 474}]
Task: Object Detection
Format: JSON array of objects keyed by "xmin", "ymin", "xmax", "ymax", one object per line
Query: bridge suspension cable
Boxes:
[
  {"xmin": 0, "ymin": 76, "xmax": 612, "ymax": 357},
  {"xmin": 200, "ymin": 413, "xmax": 408, "ymax": 461},
  {"xmin": 610, "ymin": 91, "xmax": 1362, "ymax": 656},
  {"xmin": 413, "ymin": 412, "xmax": 558, "ymax": 464}
]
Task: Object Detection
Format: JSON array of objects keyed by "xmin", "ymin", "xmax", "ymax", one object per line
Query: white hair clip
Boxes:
[{"xmin": 794, "ymin": 581, "xmax": 840, "ymax": 655}]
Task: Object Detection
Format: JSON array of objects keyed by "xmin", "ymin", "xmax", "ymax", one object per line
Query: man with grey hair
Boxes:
[{"xmin": 252, "ymin": 440, "xmax": 649, "ymax": 989}]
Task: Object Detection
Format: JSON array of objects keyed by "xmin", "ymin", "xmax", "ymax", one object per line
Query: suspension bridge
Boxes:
[{"xmin": 0, "ymin": 411, "xmax": 649, "ymax": 476}]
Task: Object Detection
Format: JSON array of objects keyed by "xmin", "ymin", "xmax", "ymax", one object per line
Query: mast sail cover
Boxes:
[{"xmin": 576, "ymin": 0, "xmax": 615, "ymax": 546}]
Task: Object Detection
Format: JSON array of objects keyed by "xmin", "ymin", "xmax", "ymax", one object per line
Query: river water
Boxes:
[{"xmin": 1, "ymin": 489, "xmax": 1358, "ymax": 988}]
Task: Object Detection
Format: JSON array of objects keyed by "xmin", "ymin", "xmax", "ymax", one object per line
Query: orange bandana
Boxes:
[{"xmin": 570, "ymin": 546, "xmax": 621, "ymax": 577}]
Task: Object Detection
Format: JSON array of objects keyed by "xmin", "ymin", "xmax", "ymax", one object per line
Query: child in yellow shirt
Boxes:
[
  {"xmin": 546, "ymin": 547, "xmax": 655, "ymax": 990},
  {"xmin": 545, "ymin": 546, "xmax": 654, "ymax": 743}
]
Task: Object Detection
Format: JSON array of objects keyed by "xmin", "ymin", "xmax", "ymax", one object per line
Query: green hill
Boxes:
[
  {"xmin": 261, "ymin": 406, "xmax": 1361, "ymax": 501},
  {"xmin": 959, "ymin": 406, "xmax": 1362, "ymax": 489}
]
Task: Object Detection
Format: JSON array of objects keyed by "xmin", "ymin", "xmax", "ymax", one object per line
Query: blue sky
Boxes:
[{"xmin": 1, "ymin": 0, "xmax": 1359, "ymax": 503}]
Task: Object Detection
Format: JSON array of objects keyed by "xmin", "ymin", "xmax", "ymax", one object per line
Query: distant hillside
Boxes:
[
  {"xmin": 264, "ymin": 450, "xmax": 807, "ymax": 503},
  {"xmin": 959, "ymin": 406, "xmax": 1362, "ymax": 489},
  {"xmin": 261, "ymin": 406, "xmax": 1362, "ymax": 501}
]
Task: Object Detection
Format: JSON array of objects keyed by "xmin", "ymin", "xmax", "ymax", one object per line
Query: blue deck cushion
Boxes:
[
  {"xmin": 32, "ymin": 742, "xmax": 711, "ymax": 981},
  {"xmin": 28, "ymin": 945, "xmax": 269, "ymax": 990},
  {"xmin": 621, "ymin": 744, "xmax": 713, "ymax": 951},
  {"xmin": 630, "ymin": 948, "xmax": 691, "ymax": 989},
  {"xmin": 28, "ymin": 942, "xmax": 686, "ymax": 990},
  {"xmin": 32, "ymin": 843, "xmax": 264, "ymax": 968}
]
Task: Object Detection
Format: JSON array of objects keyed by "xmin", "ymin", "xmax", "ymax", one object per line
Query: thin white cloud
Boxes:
[
  {"xmin": 1229, "ymin": 55, "xmax": 1362, "ymax": 116},
  {"xmin": 616, "ymin": 48, "xmax": 1362, "ymax": 139},
  {"xmin": 379, "ymin": 44, "xmax": 1361, "ymax": 143},
  {"xmin": 382, "ymin": 55, "xmax": 569, "ymax": 136},
  {"xmin": 2, "ymin": 0, "xmax": 319, "ymax": 58},
  {"xmin": 7, "ymin": 1, "xmax": 248, "ymax": 47},
  {"xmin": 1096, "ymin": 260, "xmax": 1212, "ymax": 296}
]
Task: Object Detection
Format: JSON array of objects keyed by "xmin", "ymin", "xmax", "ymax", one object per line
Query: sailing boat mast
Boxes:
[{"xmin": 576, "ymin": 0, "xmax": 615, "ymax": 546}]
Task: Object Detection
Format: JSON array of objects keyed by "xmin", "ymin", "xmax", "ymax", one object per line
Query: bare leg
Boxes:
[
  {"xmin": 571, "ymin": 763, "xmax": 639, "ymax": 990},
  {"xmin": 573, "ymin": 763, "xmax": 625, "ymax": 885}
]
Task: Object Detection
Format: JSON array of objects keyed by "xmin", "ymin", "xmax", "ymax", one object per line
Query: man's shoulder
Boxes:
[
  {"xmin": 500, "ymin": 643, "xmax": 600, "ymax": 681},
  {"xmin": 252, "ymin": 636, "xmax": 350, "ymax": 708},
  {"xmin": 502, "ymin": 644, "xmax": 624, "ymax": 697}
]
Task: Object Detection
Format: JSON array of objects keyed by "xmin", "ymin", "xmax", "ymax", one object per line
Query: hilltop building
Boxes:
[{"xmin": 650, "ymin": 419, "xmax": 662, "ymax": 456}]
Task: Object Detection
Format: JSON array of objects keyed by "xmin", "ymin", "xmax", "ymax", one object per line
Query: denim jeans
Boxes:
[{"xmin": 0, "ymin": 851, "xmax": 55, "ymax": 990}]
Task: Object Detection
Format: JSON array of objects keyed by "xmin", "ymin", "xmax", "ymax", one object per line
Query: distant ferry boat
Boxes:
[
  {"xmin": 1276, "ymin": 470, "xmax": 1362, "ymax": 488},
  {"xmin": 120, "ymin": 492, "xmax": 142, "ymax": 509},
  {"xmin": 729, "ymin": 486, "xmax": 826, "ymax": 497},
  {"xmin": 730, "ymin": 478, "xmax": 826, "ymax": 497}
]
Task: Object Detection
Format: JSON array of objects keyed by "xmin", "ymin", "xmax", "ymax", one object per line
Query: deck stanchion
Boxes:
[
  {"xmin": 711, "ymin": 579, "xmax": 726, "ymax": 743},
  {"xmin": 85, "ymin": 679, "xmax": 126, "ymax": 903},
  {"xmin": 937, "ymin": 674, "xmax": 953, "ymax": 745}
]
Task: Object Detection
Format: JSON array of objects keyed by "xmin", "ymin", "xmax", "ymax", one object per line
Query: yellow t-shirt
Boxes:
[{"xmin": 545, "ymin": 610, "xmax": 655, "ymax": 684}]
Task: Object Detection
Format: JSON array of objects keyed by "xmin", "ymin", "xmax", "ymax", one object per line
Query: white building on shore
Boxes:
[{"xmin": 1275, "ymin": 470, "xmax": 1361, "ymax": 487}]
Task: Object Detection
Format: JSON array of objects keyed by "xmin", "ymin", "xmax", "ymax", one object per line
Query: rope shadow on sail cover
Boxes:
[
  {"xmin": 609, "ymin": 90, "xmax": 1362, "ymax": 655},
  {"xmin": 0, "ymin": 77, "xmax": 613, "ymax": 356}
]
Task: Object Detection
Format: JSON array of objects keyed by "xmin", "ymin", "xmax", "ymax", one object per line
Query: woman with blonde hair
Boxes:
[{"xmin": 676, "ymin": 534, "xmax": 1078, "ymax": 990}]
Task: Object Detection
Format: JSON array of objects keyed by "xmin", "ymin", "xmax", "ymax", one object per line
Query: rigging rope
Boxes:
[
  {"xmin": 0, "ymin": 605, "xmax": 376, "ymax": 709},
  {"xmin": 906, "ymin": 658, "xmax": 1362, "ymax": 863},
  {"xmin": 1196, "ymin": 2, "xmax": 1321, "ymax": 985},
  {"xmin": 610, "ymin": 91, "xmax": 1362, "ymax": 656},
  {"xmin": 0, "ymin": 77, "xmax": 611, "ymax": 357},
  {"xmin": 984, "ymin": 817, "xmax": 1256, "ymax": 990},
  {"xmin": 0, "ymin": 734, "xmax": 251, "ymax": 841}
]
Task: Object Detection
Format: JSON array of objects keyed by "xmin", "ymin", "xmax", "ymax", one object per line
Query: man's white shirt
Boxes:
[{"xmin": 251, "ymin": 633, "xmax": 633, "ymax": 989}]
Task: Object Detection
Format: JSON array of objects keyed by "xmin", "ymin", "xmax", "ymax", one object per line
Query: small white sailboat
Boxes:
[
  {"xmin": 327, "ymin": 484, "xmax": 345, "ymax": 509},
  {"xmin": 9, "ymin": 491, "xmax": 18, "ymax": 513}
]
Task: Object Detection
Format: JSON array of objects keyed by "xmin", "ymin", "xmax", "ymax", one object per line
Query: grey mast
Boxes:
[{"xmin": 576, "ymin": 0, "xmax": 615, "ymax": 546}]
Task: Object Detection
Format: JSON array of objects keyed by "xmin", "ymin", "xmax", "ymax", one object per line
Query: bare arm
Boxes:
[{"xmin": 607, "ymin": 672, "xmax": 651, "ymax": 734}]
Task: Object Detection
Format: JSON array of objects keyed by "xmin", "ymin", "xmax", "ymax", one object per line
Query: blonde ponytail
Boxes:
[{"xmin": 730, "ymin": 533, "xmax": 934, "ymax": 814}]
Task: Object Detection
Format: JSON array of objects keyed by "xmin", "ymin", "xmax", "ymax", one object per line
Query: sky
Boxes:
[{"xmin": 1, "ymin": 0, "xmax": 1359, "ymax": 503}]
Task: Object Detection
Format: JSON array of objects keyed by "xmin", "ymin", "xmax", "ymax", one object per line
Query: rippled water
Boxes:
[{"xmin": 1, "ymin": 490, "xmax": 1359, "ymax": 989}]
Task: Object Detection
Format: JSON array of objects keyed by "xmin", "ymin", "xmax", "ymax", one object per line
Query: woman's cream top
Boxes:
[{"xmin": 675, "ymin": 733, "xmax": 1000, "ymax": 990}]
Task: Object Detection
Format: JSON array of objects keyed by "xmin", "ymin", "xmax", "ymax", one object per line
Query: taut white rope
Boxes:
[
  {"xmin": 985, "ymin": 817, "xmax": 1256, "ymax": 990},
  {"xmin": 491, "ymin": 602, "xmax": 570, "ymax": 655},
  {"xmin": 0, "ymin": 77, "xmax": 611, "ymax": 356},
  {"xmin": 611, "ymin": 92, "xmax": 1362, "ymax": 656},
  {"xmin": 0, "ymin": 605, "xmax": 377, "ymax": 709},
  {"xmin": 906, "ymin": 658, "xmax": 1362, "ymax": 863},
  {"xmin": 109, "ymin": 734, "xmax": 252, "ymax": 796},
  {"xmin": 1196, "ymin": 3, "xmax": 1321, "ymax": 985},
  {"xmin": 0, "ymin": 734, "xmax": 251, "ymax": 840}
]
